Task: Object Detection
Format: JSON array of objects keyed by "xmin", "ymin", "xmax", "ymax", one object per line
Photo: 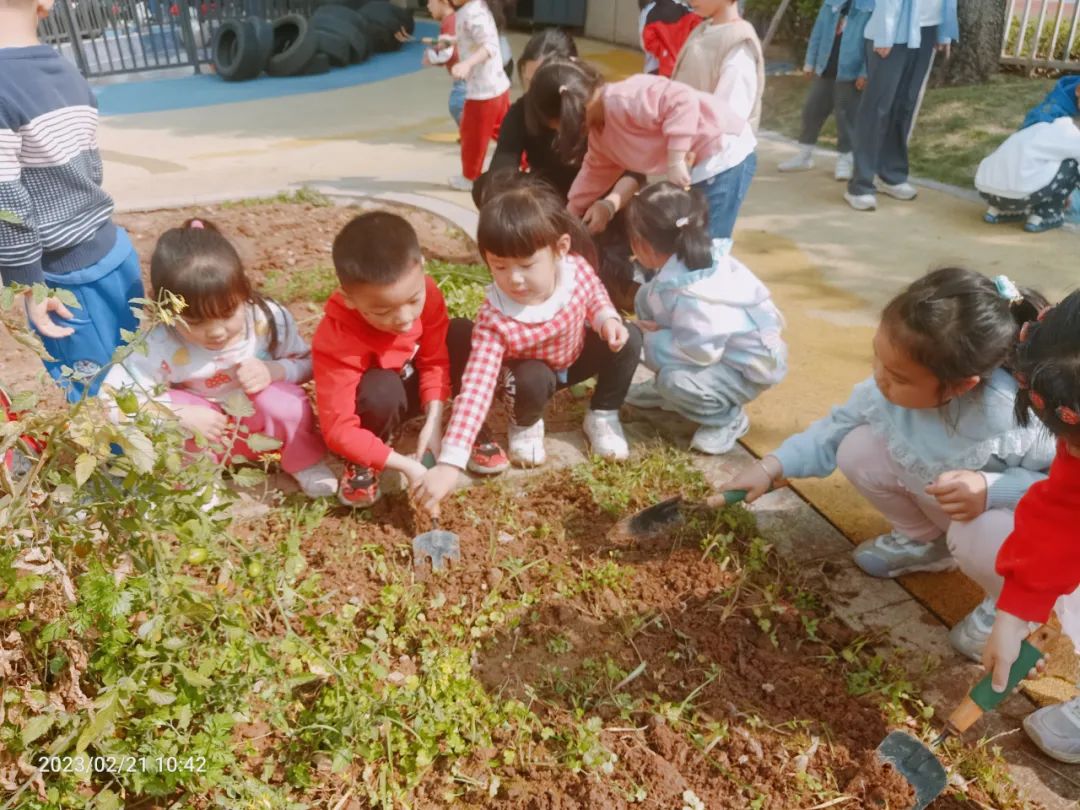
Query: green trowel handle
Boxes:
[
  {"xmin": 968, "ymin": 639, "xmax": 1046, "ymax": 712},
  {"xmin": 722, "ymin": 489, "xmax": 748, "ymax": 505}
]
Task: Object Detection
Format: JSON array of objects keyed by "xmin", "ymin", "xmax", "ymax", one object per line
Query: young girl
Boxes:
[
  {"xmin": 624, "ymin": 182, "xmax": 786, "ymax": 455},
  {"xmin": 979, "ymin": 293, "xmax": 1080, "ymax": 764},
  {"xmin": 100, "ymin": 220, "xmax": 337, "ymax": 499},
  {"xmin": 723, "ymin": 268, "xmax": 1054, "ymax": 582},
  {"xmin": 975, "ymin": 116, "xmax": 1080, "ymax": 233},
  {"xmin": 447, "ymin": 0, "xmax": 511, "ymax": 191},
  {"xmin": 778, "ymin": 0, "xmax": 871, "ymax": 181},
  {"xmin": 413, "ymin": 185, "xmax": 642, "ymax": 513},
  {"xmin": 421, "ymin": 0, "xmax": 465, "ymax": 128},
  {"xmin": 526, "ymin": 59, "xmax": 747, "ymax": 239}
]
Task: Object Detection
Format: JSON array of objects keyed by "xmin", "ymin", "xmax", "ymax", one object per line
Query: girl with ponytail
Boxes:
[{"xmin": 624, "ymin": 182, "xmax": 787, "ymax": 455}]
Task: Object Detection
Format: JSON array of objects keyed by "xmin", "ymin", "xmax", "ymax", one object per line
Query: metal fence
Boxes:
[
  {"xmin": 39, "ymin": 0, "xmax": 312, "ymax": 78},
  {"xmin": 1002, "ymin": 0, "xmax": 1080, "ymax": 71}
]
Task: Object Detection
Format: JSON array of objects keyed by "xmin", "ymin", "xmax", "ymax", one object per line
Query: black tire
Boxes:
[
  {"xmin": 310, "ymin": 6, "xmax": 370, "ymax": 63},
  {"xmin": 357, "ymin": 2, "xmax": 406, "ymax": 52},
  {"xmin": 317, "ymin": 29, "xmax": 351, "ymax": 66},
  {"xmin": 301, "ymin": 53, "xmax": 332, "ymax": 75},
  {"xmin": 245, "ymin": 17, "xmax": 274, "ymax": 72},
  {"xmin": 344, "ymin": 26, "xmax": 370, "ymax": 63},
  {"xmin": 267, "ymin": 14, "xmax": 319, "ymax": 77},
  {"xmin": 314, "ymin": 0, "xmax": 371, "ymax": 9},
  {"xmin": 212, "ymin": 19, "xmax": 264, "ymax": 82}
]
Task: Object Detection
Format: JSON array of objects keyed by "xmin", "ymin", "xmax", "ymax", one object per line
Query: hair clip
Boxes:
[
  {"xmin": 1013, "ymin": 371, "xmax": 1029, "ymax": 389},
  {"xmin": 189, "ymin": 219, "xmax": 205, "ymax": 230},
  {"xmin": 993, "ymin": 275, "xmax": 1023, "ymax": 304},
  {"xmin": 558, "ymin": 84, "xmax": 568, "ymax": 95},
  {"xmin": 675, "ymin": 216, "xmax": 690, "ymax": 229},
  {"xmin": 1029, "ymin": 390, "xmax": 1046, "ymax": 410},
  {"xmin": 1057, "ymin": 406, "xmax": 1080, "ymax": 426}
]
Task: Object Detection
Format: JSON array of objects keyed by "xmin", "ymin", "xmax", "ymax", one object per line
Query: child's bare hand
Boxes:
[
  {"xmin": 635, "ymin": 319, "xmax": 660, "ymax": 333},
  {"xmin": 451, "ymin": 62, "xmax": 471, "ymax": 81},
  {"xmin": 925, "ymin": 470, "xmax": 987, "ymax": 523},
  {"xmin": 394, "ymin": 27, "xmax": 413, "ymax": 43},
  {"xmin": 874, "ymin": 46, "xmax": 892, "ymax": 58},
  {"xmin": 666, "ymin": 159, "xmax": 692, "ymax": 189},
  {"xmin": 413, "ymin": 464, "xmax": 460, "ymax": 516},
  {"xmin": 722, "ymin": 456, "xmax": 781, "ymax": 503},
  {"xmin": 600, "ymin": 318, "xmax": 629, "ymax": 352},
  {"xmin": 176, "ymin": 404, "xmax": 228, "ymax": 444},
  {"xmin": 24, "ymin": 293, "xmax": 75, "ymax": 338},
  {"xmin": 234, "ymin": 358, "xmax": 272, "ymax": 395},
  {"xmin": 415, "ymin": 404, "xmax": 444, "ymax": 463},
  {"xmin": 802, "ymin": 66, "xmax": 814, "ymax": 77},
  {"xmin": 855, "ymin": 76, "xmax": 867, "ymax": 91},
  {"xmin": 983, "ymin": 611, "xmax": 1043, "ymax": 692},
  {"xmin": 582, "ymin": 199, "xmax": 615, "ymax": 234}
]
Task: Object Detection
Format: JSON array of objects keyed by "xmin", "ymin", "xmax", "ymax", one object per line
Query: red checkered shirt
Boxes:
[{"xmin": 439, "ymin": 254, "xmax": 619, "ymax": 469}]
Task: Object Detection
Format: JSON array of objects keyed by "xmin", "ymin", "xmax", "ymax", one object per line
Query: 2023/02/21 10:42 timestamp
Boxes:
[{"xmin": 37, "ymin": 755, "xmax": 208, "ymax": 775}]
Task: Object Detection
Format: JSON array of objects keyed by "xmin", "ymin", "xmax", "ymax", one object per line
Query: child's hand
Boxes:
[
  {"xmin": 234, "ymin": 358, "xmax": 273, "ymax": 395},
  {"xmin": 635, "ymin": 319, "xmax": 660, "ymax": 333},
  {"xmin": 874, "ymin": 46, "xmax": 892, "ymax": 58},
  {"xmin": 394, "ymin": 27, "xmax": 413, "ymax": 43},
  {"xmin": 387, "ymin": 451, "xmax": 429, "ymax": 488},
  {"xmin": 24, "ymin": 293, "xmax": 75, "ymax": 339},
  {"xmin": 451, "ymin": 62, "xmax": 471, "ymax": 81},
  {"xmin": 983, "ymin": 610, "xmax": 1045, "ymax": 692},
  {"xmin": 802, "ymin": 66, "xmax": 814, "ymax": 77},
  {"xmin": 600, "ymin": 318, "xmax": 629, "ymax": 352},
  {"xmin": 583, "ymin": 199, "xmax": 616, "ymax": 234},
  {"xmin": 413, "ymin": 463, "xmax": 460, "ymax": 516},
  {"xmin": 722, "ymin": 456, "xmax": 782, "ymax": 503},
  {"xmin": 175, "ymin": 403, "xmax": 228, "ymax": 444},
  {"xmin": 666, "ymin": 157, "xmax": 692, "ymax": 190},
  {"xmin": 925, "ymin": 470, "xmax": 987, "ymax": 523},
  {"xmin": 855, "ymin": 76, "xmax": 867, "ymax": 91},
  {"xmin": 416, "ymin": 402, "xmax": 444, "ymax": 462}
]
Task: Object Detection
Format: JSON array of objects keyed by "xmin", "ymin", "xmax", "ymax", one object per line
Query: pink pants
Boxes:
[{"xmin": 169, "ymin": 382, "xmax": 326, "ymax": 474}]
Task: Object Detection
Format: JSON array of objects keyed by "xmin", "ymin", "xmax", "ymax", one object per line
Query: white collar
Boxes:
[{"xmin": 485, "ymin": 256, "xmax": 577, "ymax": 323}]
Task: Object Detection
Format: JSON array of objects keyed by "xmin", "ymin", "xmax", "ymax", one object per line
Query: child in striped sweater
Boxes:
[{"xmin": 414, "ymin": 183, "xmax": 642, "ymax": 514}]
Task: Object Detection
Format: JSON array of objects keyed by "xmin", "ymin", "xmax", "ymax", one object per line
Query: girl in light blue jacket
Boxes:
[
  {"xmin": 624, "ymin": 183, "xmax": 787, "ymax": 455},
  {"xmin": 779, "ymin": 0, "xmax": 873, "ymax": 180}
]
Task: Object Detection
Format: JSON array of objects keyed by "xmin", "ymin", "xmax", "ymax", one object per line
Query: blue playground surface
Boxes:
[{"xmin": 94, "ymin": 20, "xmax": 438, "ymax": 116}]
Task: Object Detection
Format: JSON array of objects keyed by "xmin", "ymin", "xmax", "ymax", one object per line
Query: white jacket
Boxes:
[{"xmin": 975, "ymin": 117, "xmax": 1080, "ymax": 199}]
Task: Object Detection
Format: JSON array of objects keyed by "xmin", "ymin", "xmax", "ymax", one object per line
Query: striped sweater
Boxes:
[{"xmin": 0, "ymin": 45, "xmax": 117, "ymax": 286}]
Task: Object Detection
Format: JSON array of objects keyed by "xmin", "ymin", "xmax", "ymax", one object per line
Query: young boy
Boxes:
[
  {"xmin": 638, "ymin": 0, "xmax": 702, "ymax": 78},
  {"xmin": 312, "ymin": 212, "xmax": 508, "ymax": 508},
  {"xmin": 0, "ymin": 0, "xmax": 143, "ymax": 402}
]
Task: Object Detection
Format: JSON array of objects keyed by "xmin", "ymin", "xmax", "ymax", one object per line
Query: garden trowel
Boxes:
[
  {"xmin": 876, "ymin": 624, "xmax": 1057, "ymax": 809},
  {"xmin": 626, "ymin": 486, "xmax": 772, "ymax": 538},
  {"xmin": 412, "ymin": 518, "xmax": 461, "ymax": 571}
]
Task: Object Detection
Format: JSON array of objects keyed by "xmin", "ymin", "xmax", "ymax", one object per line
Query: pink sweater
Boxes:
[{"xmin": 567, "ymin": 74, "xmax": 747, "ymax": 216}]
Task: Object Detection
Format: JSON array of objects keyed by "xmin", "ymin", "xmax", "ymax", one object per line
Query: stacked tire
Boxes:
[{"xmin": 211, "ymin": 0, "xmax": 414, "ymax": 82}]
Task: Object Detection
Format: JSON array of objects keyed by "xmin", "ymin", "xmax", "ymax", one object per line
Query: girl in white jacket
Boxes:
[
  {"xmin": 624, "ymin": 182, "xmax": 787, "ymax": 454},
  {"xmin": 975, "ymin": 116, "xmax": 1080, "ymax": 233}
]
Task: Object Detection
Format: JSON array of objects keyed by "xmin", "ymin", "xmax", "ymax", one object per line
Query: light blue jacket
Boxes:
[
  {"xmin": 772, "ymin": 370, "xmax": 1055, "ymax": 510},
  {"xmin": 864, "ymin": 0, "xmax": 959, "ymax": 49},
  {"xmin": 805, "ymin": 0, "xmax": 874, "ymax": 82},
  {"xmin": 634, "ymin": 239, "xmax": 787, "ymax": 386}
]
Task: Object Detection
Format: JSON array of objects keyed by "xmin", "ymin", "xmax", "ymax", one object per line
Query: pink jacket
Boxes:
[{"xmin": 567, "ymin": 74, "xmax": 747, "ymax": 216}]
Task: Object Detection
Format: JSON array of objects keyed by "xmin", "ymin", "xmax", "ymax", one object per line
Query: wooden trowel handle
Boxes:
[{"xmin": 946, "ymin": 624, "xmax": 1057, "ymax": 736}]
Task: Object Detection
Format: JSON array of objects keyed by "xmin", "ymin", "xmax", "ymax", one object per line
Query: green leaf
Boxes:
[
  {"xmin": 231, "ymin": 467, "xmax": 265, "ymax": 488},
  {"xmin": 54, "ymin": 288, "xmax": 80, "ymax": 309},
  {"xmin": 0, "ymin": 210, "xmax": 21, "ymax": 225},
  {"xmin": 222, "ymin": 390, "xmax": 255, "ymax": 419},
  {"xmin": 94, "ymin": 788, "xmax": 121, "ymax": 810},
  {"xmin": 21, "ymin": 714, "xmax": 55, "ymax": 745},
  {"xmin": 75, "ymin": 453, "xmax": 97, "ymax": 488},
  {"xmin": 146, "ymin": 688, "xmax": 176, "ymax": 706},
  {"xmin": 245, "ymin": 432, "xmax": 282, "ymax": 453},
  {"xmin": 179, "ymin": 665, "xmax": 214, "ymax": 689},
  {"xmin": 75, "ymin": 691, "xmax": 120, "ymax": 754}
]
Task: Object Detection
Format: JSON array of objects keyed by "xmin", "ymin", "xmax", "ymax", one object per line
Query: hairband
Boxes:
[
  {"xmin": 1025, "ymin": 389, "xmax": 1080, "ymax": 426},
  {"xmin": 675, "ymin": 216, "xmax": 690, "ymax": 229},
  {"xmin": 993, "ymin": 275, "xmax": 1023, "ymax": 304},
  {"xmin": 189, "ymin": 219, "xmax": 205, "ymax": 230}
]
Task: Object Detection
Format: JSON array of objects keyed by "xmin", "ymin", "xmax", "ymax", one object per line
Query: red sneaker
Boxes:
[
  {"xmin": 467, "ymin": 441, "xmax": 509, "ymax": 475},
  {"xmin": 338, "ymin": 463, "xmax": 380, "ymax": 508}
]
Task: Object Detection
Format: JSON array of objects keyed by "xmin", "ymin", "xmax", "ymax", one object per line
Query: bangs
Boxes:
[
  {"xmin": 167, "ymin": 261, "xmax": 248, "ymax": 322},
  {"xmin": 477, "ymin": 193, "xmax": 563, "ymax": 260}
]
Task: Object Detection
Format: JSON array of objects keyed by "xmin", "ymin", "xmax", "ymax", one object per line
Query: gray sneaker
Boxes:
[
  {"xmin": 625, "ymin": 379, "xmax": 676, "ymax": 411},
  {"xmin": 1025, "ymin": 697, "xmax": 1080, "ymax": 764},
  {"xmin": 949, "ymin": 596, "xmax": 996, "ymax": 662},
  {"xmin": 852, "ymin": 531, "xmax": 956, "ymax": 578}
]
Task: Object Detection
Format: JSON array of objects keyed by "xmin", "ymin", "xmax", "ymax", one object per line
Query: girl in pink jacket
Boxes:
[{"xmin": 525, "ymin": 59, "xmax": 748, "ymax": 239}]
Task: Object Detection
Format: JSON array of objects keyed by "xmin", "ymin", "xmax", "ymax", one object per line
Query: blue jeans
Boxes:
[
  {"xmin": 36, "ymin": 228, "xmax": 143, "ymax": 403},
  {"xmin": 694, "ymin": 151, "xmax": 757, "ymax": 239},
  {"xmin": 449, "ymin": 80, "xmax": 467, "ymax": 128}
]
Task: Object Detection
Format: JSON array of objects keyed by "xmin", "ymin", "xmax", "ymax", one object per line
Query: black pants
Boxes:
[
  {"xmin": 446, "ymin": 318, "xmax": 643, "ymax": 428},
  {"xmin": 798, "ymin": 76, "xmax": 860, "ymax": 154},
  {"xmin": 980, "ymin": 159, "xmax": 1080, "ymax": 224}
]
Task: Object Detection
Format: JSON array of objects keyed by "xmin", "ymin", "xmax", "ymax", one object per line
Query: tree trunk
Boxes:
[{"xmin": 933, "ymin": 0, "xmax": 1008, "ymax": 86}]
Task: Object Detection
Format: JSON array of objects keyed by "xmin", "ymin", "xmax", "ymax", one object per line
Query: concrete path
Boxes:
[{"xmin": 90, "ymin": 32, "xmax": 1080, "ymax": 807}]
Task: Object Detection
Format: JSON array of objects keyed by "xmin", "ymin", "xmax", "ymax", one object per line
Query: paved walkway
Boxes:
[{"xmin": 92, "ymin": 32, "xmax": 1080, "ymax": 806}]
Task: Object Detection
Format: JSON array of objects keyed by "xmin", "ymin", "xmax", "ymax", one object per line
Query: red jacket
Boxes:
[
  {"xmin": 996, "ymin": 440, "xmax": 1080, "ymax": 622},
  {"xmin": 312, "ymin": 277, "xmax": 451, "ymax": 470},
  {"xmin": 642, "ymin": 2, "xmax": 703, "ymax": 77}
]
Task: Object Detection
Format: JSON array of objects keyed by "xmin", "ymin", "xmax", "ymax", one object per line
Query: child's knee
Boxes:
[
  {"xmin": 946, "ymin": 509, "xmax": 1015, "ymax": 566},
  {"xmin": 836, "ymin": 425, "xmax": 881, "ymax": 479}
]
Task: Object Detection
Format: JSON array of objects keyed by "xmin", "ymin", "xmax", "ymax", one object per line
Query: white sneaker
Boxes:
[
  {"xmin": 834, "ymin": 152, "xmax": 854, "ymax": 181},
  {"xmin": 625, "ymin": 379, "xmax": 673, "ymax": 411},
  {"xmin": 508, "ymin": 419, "xmax": 546, "ymax": 467},
  {"xmin": 583, "ymin": 409, "xmax": 629, "ymax": 461},
  {"xmin": 878, "ymin": 180, "xmax": 918, "ymax": 200},
  {"xmin": 778, "ymin": 147, "xmax": 815, "ymax": 172},
  {"xmin": 292, "ymin": 460, "xmax": 338, "ymax": 498},
  {"xmin": 844, "ymin": 191, "xmax": 877, "ymax": 211},
  {"xmin": 948, "ymin": 596, "xmax": 996, "ymax": 663},
  {"xmin": 1024, "ymin": 697, "xmax": 1080, "ymax": 764},
  {"xmin": 448, "ymin": 175, "xmax": 474, "ymax": 192},
  {"xmin": 690, "ymin": 411, "xmax": 750, "ymax": 455}
]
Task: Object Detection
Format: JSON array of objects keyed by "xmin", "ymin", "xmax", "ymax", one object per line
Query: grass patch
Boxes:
[
  {"xmin": 762, "ymin": 73, "xmax": 1055, "ymax": 188},
  {"xmin": 219, "ymin": 186, "xmax": 333, "ymax": 209}
]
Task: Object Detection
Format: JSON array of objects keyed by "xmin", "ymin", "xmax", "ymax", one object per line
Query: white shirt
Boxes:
[
  {"xmin": 691, "ymin": 40, "xmax": 758, "ymax": 182},
  {"xmin": 456, "ymin": 0, "xmax": 511, "ymax": 100},
  {"xmin": 919, "ymin": 0, "xmax": 945, "ymax": 28},
  {"xmin": 975, "ymin": 117, "xmax": 1080, "ymax": 199}
]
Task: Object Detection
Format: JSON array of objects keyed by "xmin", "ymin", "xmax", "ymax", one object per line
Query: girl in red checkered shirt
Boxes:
[{"xmin": 414, "ymin": 184, "xmax": 643, "ymax": 514}]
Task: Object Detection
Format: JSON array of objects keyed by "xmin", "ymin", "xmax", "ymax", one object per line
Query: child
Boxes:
[
  {"xmin": 422, "ymin": 0, "xmax": 466, "ymax": 128},
  {"xmin": 974, "ymin": 116, "xmax": 1080, "ymax": 233},
  {"xmin": 971, "ymin": 293, "xmax": 1080, "ymax": 763},
  {"xmin": 413, "ymin": 185, "xmax": 643, "ymax": 514},
  {"xmin": 625, "ymin": 182, "xmax": 786, "ymax": 454},
  {"xmin": 1021, "ymin": 75, "xmax": 1080, "ymax": 224},
  {"xmin": 845, "ymin": 0, "xmax": 959, "ymax": 211},
  {"xmin": 639, "ymin": 0, "xmax": 703, "ymax": 77},
  {"xmin": 1, "ymin": 0, "xmax": 143, "ymax": 402},
  {"xmin": 100, "ymin": 220, "xmax": 337, "ymax": 499},
  {"xmin": 526, "ymin": 59, "xmax": 747, "ymax": 239},
  {"xmin": 778, "ymin": 0, "xmax": 871, "ymax": 181},
  {"xmin": 447, "ymin": 0, "xmax": 511, "ymax": 191},
  {"xmin": 313, "ymin": 212, "xmax": 507, "ymax": 508},
  {"xmin": 722, "ymin": 268, "xmax": 1054, "ymax": 581}
]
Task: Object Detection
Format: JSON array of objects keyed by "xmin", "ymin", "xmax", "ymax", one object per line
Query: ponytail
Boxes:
[
  {"xmin": 525, "ymin": 58, "xmax": 604, "ymax": 165},
  {"xmin": 625, "ymin": 182, "xmax": 713, "ymax": 271}
]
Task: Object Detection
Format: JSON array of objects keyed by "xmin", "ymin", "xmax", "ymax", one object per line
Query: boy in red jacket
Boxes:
[
  {"xmin": 313, "ymin": 212, "xmax": 508, "ymax": 508},
  {"xmin": 982, "ymin": 292, "xmax": 1080, "ymax": 763}
]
